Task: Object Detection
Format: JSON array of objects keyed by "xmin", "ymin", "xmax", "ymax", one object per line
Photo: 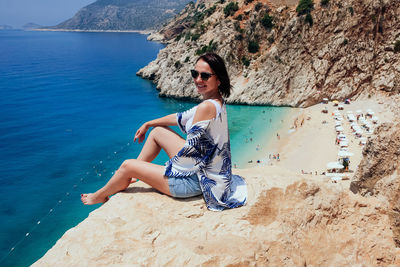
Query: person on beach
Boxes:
[{"xmin": 81, "ymin": 53, "xmax": 247, "ymax": 211}]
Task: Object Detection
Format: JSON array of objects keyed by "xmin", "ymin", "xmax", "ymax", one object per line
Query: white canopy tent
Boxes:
[
  {"xmin": 327, "ymin": 162, "xmax": 344, "ymax": 169},
  {"xmin": 338, "ymin": 151, "xmax": 354, "ymax": 157},
  {"xmin": 336, "ymin": 126, "xmax": 344, "ymax": 132},
  {"xmin": 340, "ymin": 141, "xmax": 349, "ymax": 147}
]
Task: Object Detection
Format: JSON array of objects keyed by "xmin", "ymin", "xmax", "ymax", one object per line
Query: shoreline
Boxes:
[
  {"xmin": 255, "ymin": 94, "xmax": 395, "ymax": 181},
  {"xmin": 235, "ymin": 107, "xmax": 300, "ymax": 169},
  {"xmin": 33, "ymin": 28, "xmax": 155, "ymax": 35}
]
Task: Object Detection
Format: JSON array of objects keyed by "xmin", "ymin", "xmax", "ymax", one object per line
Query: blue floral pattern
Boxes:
[{"xmin": 164, "ymin": 101, "xmax": 247, "ymax": 211}]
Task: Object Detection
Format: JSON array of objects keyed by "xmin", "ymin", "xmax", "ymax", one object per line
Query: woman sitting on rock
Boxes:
[{"xmin": 81, "ymin": 53, "xmax": 247, "ymax": 211}]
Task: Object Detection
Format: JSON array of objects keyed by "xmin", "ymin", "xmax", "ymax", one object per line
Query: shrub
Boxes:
[
  {"xmin": 267, "ymin": 35, "xmax": 275, "ymax": 43},
  {"xmin": 242, "ymin": 57, "xmax": 250, "ymax": 67},
  {"xmin": 235, "ymin": 14, "xmax": 243, "ymax": 21},
  {"xmin": 219, "ymin": 0, "xmax": 225, "ymax": 3},
  {"xmin": 305, "ymin": 13, "xmax": 313, "ymax": 26},
  {"xmin": 191, "ymin": 33, "xmax": 201, "ymax": 41},
  {"xmin": 245, "ymin": 0, "xmax": 254, "ymax": 4},
  {"xmin": 205, "ymin": 5, "xmax": 216, "ymax": 17},
  {"xmin": 196, "ymin": 40, "xmax": 217, "ymax": 55},
  {"xmin": 175, "ymin": 61, "xmax": 182, "ymax": 69},
  {"xmin": 343, "ymin": 38, "xmax": 348, "ymax": 45},
  {"xmin": 394, "ymin": 40, "xmax": 400, "ymax": 53},
  {"xmin": 185, "ymin": 32, "xmax": 191, "ymax": 41},
  {"xmin": 261, "ymin": 13, "xmax": 274, "ymax": 29},
  {"xmin": 255, "ymin": 3, "xmax": 263, "ymax": 12},
  {"xmin": 348, "ymin": 6, "xmax": 354, "ymax": 16},
  {"xmin": 320, "ymin": 0, "xmax": 329, "ymax": 6},
  {"xmin": 274, "ymin": 55, "xmax": 282, "ymax": 63},
  {"xmin": 234, "ymin": 21, "xmax": 242, "ymax": 32},
  {"xmin": 248, "ymin": 40, "xmax": 259, "ymax": 53},
  {"xmin": 184, "ymin": 56, "xmax": 190, "ymax": 63},
  {"xmin": 193, "ymin": 11, "xmax": 205, "ymax": 23},
  {"xmin": 224, "ymin": 2, "xmax": 239, "ymax": 17},
  {"xmin": 175, "ymin": 34, "xmax": 182, "ymax": 41},
  {"xmin": 296, "ymin": 0, "xmax": 314, "ymax": 16},
  {"xmin": 235, "ymin": 34, "xmax": 244, "ymax": 40}
]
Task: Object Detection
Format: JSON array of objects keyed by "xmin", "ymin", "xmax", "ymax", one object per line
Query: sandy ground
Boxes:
[{"xmin": 242, "ymin": 94, "xmax": 394, "ymax": 184}]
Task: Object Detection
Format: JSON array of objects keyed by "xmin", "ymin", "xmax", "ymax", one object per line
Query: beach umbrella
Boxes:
[
  {"xmin": 331, "ymin": 176, "xmax": 343, "ymax": 182},
  {"xmin": 367, "ymin": 110, "xmax": 375, "ymax": 115},
  {"xmin": 338, "ymin": 151, "xmax": 354, "ymax": 157},
  {"xmin": 372, "ymin": 117, "xmax": 379, "ymax": 123},
  {"xmin": 337, "ymin": 133, "xmax": 346, "ymax": 138},
  {"xmin": 340, "ymin": 141, "xmax": 348, "ymax": 147},
  {"xmin": 335, "ymin": 121, "xmax": 342, "ymax": 126},
  {"xmin": 347, "ymin": 114, "xmax": 356, "ymax": 122},
  {"xmin": 327, "ymin": 162, "xmax": 344, "ymax": 169},
  {"xmin": 323, "ymin": 98, "xmax": 329, "ymax": 101},
  {"xmin": 336, "ymin": 126, "xmax": 344, "ymax": 132}
]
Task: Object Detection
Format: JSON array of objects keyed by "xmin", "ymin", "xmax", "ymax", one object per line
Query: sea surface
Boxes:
[{"xmin": 0, "ymin": 30, "xmax": 290, "ymax": 266}]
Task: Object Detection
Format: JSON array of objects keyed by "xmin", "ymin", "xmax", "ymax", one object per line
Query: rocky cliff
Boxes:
[
  {"xmin": 137, "ymin": 0, "xmax": 400, "ymax": 107},
  {"xmin": 350, "ymin": 122, "xmax": 400, "ymax": 246},
  {"xmin": 51, "ymin": 0, "xmax": 192, "ymax": 31},
  {"xmin": 33, "ymin": 167, "xmax": 400, "ymax": 266}
]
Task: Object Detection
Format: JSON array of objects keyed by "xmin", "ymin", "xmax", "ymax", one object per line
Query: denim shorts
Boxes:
[{"xmin": 168, "ymin": 174, "xmax": 202, "ymax": 198}]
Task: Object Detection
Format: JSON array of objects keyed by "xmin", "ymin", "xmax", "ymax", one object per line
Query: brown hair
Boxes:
[{"xmin": 197, "ymin": 53, "xmax": 231, "ymax": 98}]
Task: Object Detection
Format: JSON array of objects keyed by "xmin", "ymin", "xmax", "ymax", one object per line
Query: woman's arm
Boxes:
[{"xmin": 134, "ymin": 113, "xmax": 177, "ymax": 143}]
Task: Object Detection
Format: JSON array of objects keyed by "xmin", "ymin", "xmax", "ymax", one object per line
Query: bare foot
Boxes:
[{"xmin": 81, "ymin": 193, "xmax": 109, "ymax": 205}]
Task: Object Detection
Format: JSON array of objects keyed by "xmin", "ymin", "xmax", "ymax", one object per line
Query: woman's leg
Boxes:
[
  {"xmin": 81, "ymin": 127, "xmax": 185, "ymax": 205},
  {"xmin": 137, "ymin": 126, "xmax": 185, "ymax": 161},
  {"xmin": 129, "ymin": 126, "xmax": 184, "ymax": 183},
  {"xmin": 81, "ymin": 160, "xmax": 170, "ymax": 205}
]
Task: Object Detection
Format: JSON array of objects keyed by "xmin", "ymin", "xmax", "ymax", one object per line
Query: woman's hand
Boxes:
[{"xmin": 134, "ymin": 123, "xmax": 149, "ymax": 143}]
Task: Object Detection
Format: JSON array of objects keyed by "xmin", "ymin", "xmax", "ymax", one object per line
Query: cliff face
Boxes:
[
  {"xmin": 33, "ymin": 167, "xmax": 400, "ymax": 266},
  {"xmin": 138, "ymin": 0, "xmax": 400, "ymax": 107},
  {"xmin": 52, "ymin": 0, "xmax": 192, "ymax": 31},
  {"xmin": 350, "ymin": 122, "xmax": 400, "ymax": 246}
]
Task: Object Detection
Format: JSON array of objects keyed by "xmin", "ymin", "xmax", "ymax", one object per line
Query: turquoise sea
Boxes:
[{"xmin": 0, "ymin": 30, "xmax": 290, "ymax": 266}]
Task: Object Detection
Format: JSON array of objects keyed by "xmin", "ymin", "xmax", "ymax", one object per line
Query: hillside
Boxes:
[
  {"xmin": 50, "ymin": 0, "xmax": 193, "ymax": 31},
  {"xmin": 138, "ymin": 0, "xmax": 400, "ymax": 107}
]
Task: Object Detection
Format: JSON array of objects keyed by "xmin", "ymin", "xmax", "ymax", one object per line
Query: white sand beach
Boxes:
[{"xmin": 245, "ymin": 95, "xmax": 394, "ymax": 184}]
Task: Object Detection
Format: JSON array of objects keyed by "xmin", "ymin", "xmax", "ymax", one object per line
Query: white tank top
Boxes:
[{"xmin": 185, "ymin": 99, "xmax": 222, "ymax": 133}]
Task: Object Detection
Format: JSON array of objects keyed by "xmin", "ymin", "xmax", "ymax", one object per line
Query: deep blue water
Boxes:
[{"xmin": 0, "ymin": 30, "xmax": 289, "ymax": 266}]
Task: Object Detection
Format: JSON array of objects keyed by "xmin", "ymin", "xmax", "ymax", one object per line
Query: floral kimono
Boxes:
[{"xmin": 164, "ymin": 100, "xmax": 247, "ymax": 211}]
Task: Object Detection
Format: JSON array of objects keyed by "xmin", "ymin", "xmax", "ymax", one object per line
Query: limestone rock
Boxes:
[
  {"xmin": 350, "ymin": 122, "xmax": 400, "ymax": 246},
  {"xmin": 137, "ymin": 0, "xmax": 400, "ymax": 107},
  {"xmin": 33, "ymin": 167, "xmax": 400, "ymax": 266}
]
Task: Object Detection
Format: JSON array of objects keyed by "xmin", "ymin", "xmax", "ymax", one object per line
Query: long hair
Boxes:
[{"xmin": 196, "ymin": 53, "xmax": 231, "ymax": 98}]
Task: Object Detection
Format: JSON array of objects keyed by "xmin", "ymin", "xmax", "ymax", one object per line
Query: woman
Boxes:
[{"xmin": 81, "ymin": 53, "xmax": 247, "ymax": 211}]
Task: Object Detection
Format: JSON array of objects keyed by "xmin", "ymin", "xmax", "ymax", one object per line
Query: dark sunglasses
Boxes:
[{"xmin": 190, "ymin": 69, "xmax": 215, "ymax": 81}]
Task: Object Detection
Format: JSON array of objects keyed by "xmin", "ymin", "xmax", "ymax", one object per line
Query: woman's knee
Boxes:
[
  {"xmin": 148, "ymin": 126, "xmax": 167, "ymax": 138},
  {"xmin": 120, "ymin": 159, "xmax": 137, "ymax": 173}
]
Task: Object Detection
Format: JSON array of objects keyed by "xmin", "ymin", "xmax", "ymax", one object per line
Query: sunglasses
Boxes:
[{"xmin": 190, "ymin": 69, "xmax": 215, "ymax": 81}]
